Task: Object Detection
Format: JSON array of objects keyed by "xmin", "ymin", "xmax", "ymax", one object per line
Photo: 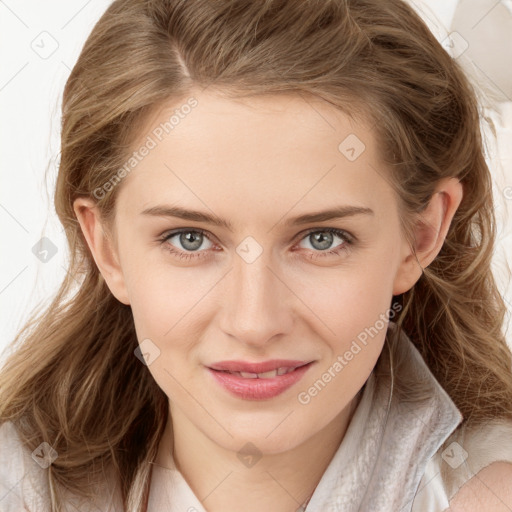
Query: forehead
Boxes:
[{"xmin": 116, "ymin": 89, "xmax": 397, "ymax": 224}]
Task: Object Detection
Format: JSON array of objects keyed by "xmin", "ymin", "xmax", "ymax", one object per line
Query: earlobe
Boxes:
[
  {"xmin": 73, "ymin": 197, "xmax": 131, "ymax": 305},
  {"xmin": 392, "ymin": 177, "xmax": 463, "ymax": 296},
  {"xmin": 392, "ymin": 242, "xmax": 423, "ymax": 296}
]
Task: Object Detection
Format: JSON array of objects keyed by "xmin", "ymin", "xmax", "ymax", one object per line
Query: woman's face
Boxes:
[{"xmin": 107, "ymin": 89, "xmax": 415, "ymax": 454}]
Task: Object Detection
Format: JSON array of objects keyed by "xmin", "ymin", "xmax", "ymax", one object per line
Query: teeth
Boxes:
[
  {"xmin": 225, "ymin": 366, "xmax": 298, "ymax": 378},
  {"xmin": 257, "ymin": 369, "xmax": 279, "ymax": 378},
  {"xmin": 239, "ymin": 371, "xmax": 259, "ymax": 379}
]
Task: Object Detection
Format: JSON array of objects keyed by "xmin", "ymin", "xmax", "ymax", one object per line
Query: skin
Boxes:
[
  {"xmin": 446, "ymin": 462, "xmax": 512, "ymax": 511},
  {"xmin": 74, "ymin": 88, "xmax": 463, "ymax": 512}
]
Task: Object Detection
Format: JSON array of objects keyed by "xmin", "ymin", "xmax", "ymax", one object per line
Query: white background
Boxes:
[{"xmin": 1, "ymin": 0, "xmax": 511, "ymax": 364}]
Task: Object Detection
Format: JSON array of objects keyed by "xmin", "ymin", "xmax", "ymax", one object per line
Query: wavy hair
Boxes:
[{"xmin": 1, "ymin": 0, "xmax": 511, "ymax": 510}]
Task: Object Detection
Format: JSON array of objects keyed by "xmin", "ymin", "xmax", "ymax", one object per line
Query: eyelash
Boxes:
[{"xmin": 157, "ymin": 227, "xmax": 355, "ymax": 261}]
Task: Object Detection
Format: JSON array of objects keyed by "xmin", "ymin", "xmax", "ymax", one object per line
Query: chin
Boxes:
[{"xmin": 218, "ymin": 430, "xmax": 304, "ymax": 456}]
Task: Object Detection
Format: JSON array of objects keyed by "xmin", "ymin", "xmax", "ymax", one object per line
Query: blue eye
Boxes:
[
  {"xmin": 297, "ymin": 228, "xmax": 353, "ymax": 259},
  {"xmin": 158, "ymin": 227, "xmax": 354, "ymax": 261},
  {"xmin": 159, "ymin": 229, "xmax": 214, "ymax": 260}
]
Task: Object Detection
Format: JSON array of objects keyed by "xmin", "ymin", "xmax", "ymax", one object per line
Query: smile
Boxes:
[
  {"xmin": 207, "ymin": 362, "xmax": 314, "ymax": 400},
  {"xmin": 218, "ymin": 366, "xmax": 301, "ymax": 378}
]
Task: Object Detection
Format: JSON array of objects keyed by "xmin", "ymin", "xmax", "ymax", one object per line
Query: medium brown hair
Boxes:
[{"xmin": 1, "ymin": 0, "xmax": 511, "ymax": 510}]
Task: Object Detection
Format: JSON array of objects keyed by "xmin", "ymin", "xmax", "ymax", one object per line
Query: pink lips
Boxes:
[{"xmin": 206, "ymin": 359, "xmax": 314, "ymax": 400}]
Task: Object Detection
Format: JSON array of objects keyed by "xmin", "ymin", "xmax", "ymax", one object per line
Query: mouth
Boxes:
[
  {"xmin": 207, "ymin": 359, "xmax": 313, "ymax": 374},
  {"xmin": 210, "ymin": 363, "xmax": 310, "ymax": 379},
  {"xmin": 206, "ymin": 360, "xmax": 315, "ymax": 400}
]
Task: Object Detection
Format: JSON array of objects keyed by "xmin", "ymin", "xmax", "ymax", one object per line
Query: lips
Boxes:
[{"xmin": 207, "ymin": 361, "xmax": 314, "ymax": 400}]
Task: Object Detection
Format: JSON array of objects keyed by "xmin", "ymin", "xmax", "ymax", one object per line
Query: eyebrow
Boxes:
[{"xmin": 140, "ymin": 204, "xmax": 374, "ymax": 231}]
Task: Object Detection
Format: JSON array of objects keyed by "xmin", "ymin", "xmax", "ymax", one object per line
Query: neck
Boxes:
[{"xmin": 154, "ymin": 393, "xmax": 362, "ymax": 512}]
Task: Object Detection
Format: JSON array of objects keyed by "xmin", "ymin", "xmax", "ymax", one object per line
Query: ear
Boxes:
[
  {"xmin": 73, "ymin": 197, "xmax": 130, "ymax": 305},
  {"xmin": 392, "ymin": 177, "xmax": 463, "ymax": 295}
]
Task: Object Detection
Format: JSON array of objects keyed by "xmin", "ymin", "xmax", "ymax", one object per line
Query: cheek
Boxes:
[
  {"xmin": 119, "ymin": 241, "xmax": 180, "ymax": 323},
  {"xmin": 289, "ymin": 250, "xmax": 397, "ymax": 332},
  {"xmin": 296, "ymin": 267, "xmax": 393, "ymax": 415},
  {"xmin": 123, "ymin": 254, "xmax": 216, "ymax": 351},
  {"xmin": 125, "ymin": 264, "xmax": 203, "ymax": 391}
]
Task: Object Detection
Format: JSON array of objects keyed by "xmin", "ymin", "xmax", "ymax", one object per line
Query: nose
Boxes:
[{"xmin": 218, "ymin": 253, "xmax": 294, "ymax": 348}]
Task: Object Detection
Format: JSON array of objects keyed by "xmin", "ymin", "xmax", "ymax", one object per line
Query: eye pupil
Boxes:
[{"xmin": 311, "ymin": 231, "xmax": 333, "ymax": 250}]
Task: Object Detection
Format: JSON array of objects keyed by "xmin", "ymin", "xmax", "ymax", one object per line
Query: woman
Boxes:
[{"xmin": 1, "ymin": 0, "xmax": 512, "ymax": 510}]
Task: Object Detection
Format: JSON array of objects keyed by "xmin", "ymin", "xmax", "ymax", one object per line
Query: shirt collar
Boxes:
[{"xmin": 304, "ymin": 320, "xmax": 463, "ymax": 511}]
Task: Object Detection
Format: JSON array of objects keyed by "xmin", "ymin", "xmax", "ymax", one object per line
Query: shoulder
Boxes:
[
  {"xmin": 444, "ymin": 461, "xmax": 512, "ymax": 511},
  {"xmin": 412, "ymin": 419, "xmax": 512, "ymax": 512},
  {"xmin": 0, "ymin": 420, "xmax": 50, "ymax": 511},
  {"xmin": 0, "ymin": 421, "xmax": 123, "ymax": 512}
]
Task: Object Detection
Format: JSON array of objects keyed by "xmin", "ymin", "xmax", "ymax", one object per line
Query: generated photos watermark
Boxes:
[
  {"xmin": 297, "ymin": 301, "xmax": 402, "ymax": 405},
  {"xmin": 93, "ymin": 96, "xmax": 198, "ymax": 200}
]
